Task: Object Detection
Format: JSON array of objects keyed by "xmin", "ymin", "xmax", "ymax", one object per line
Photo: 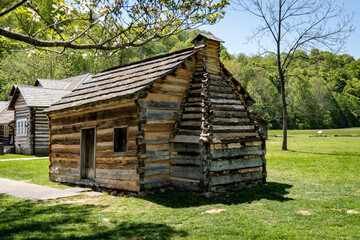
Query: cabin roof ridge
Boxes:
[{"xmin": 99, "ymin": 46, "xmax": 195, "ymax": 74}]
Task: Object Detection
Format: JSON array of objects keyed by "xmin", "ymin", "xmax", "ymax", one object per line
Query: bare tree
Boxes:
[
  {"xmin": 233, "ymin": 0, "xmax": 354, "ymax": 150},
  {"xmin": 0, "ymin": 0, "xmax": 228, "ymax": 54}
]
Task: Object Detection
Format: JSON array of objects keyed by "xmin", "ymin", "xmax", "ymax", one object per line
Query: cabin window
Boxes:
[
  {"xmin": 4, "ymin": 125, "xmax": 9, "ymax": 137},
  {"xmin": 16, "ymin": 119, "xmax": 27, "ymax": 136},
  {"xmin": 114, "ymin": 127, "xmax": 127, "ymax": 152}
]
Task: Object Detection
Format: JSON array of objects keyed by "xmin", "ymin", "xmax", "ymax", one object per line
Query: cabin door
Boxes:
[{"xmin": 80, "ymin": 128, "xmax": 96, "ymax": 180}]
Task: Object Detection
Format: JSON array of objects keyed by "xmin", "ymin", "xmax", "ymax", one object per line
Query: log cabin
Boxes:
[
  {"xmin": 44, "ymin": 33, "xmax": 267, "ymax": 193},
  {"xmin": 0, "ymin": 101, "xmax": 15, "ymax": 147},
  {"xmin": 8, "ymin": 74, "xmax": 91, "ymax": 155}
]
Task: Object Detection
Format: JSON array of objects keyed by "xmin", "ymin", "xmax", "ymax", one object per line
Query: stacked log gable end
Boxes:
[{"xmin": 44, "ymin": 33, "xmax": 267, "ymax": 192}]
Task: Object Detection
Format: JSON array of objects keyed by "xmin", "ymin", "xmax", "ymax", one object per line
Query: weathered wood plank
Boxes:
[
  {"xmin": 50, "ymin": 117, "xmax": 138, "ymax": 135},
  {"xmin": 145, "ymin": 93, "xmax": 183, "ymax": 102},
  {"xmin": 144, "ymin": 131, "xmax": 172, "ymax": 144},
  {"xmin": 210, "ymin": 158, "xmax": 263, "ymax": 172},
  {"xmin": 139, "ymin": 100, "xmax": 181, "ymax": 110},
  {"xmin": 170, "ymin": 165, "xmax": 202, "ymax": 180},
  {"xmin": 51, "ymin": 104, "xmax": 138, "ymax": 126},
  {"xmin": 144, "ymin": 168, "xmax": 170, "ymax": 176},
  {"xmin": 142, "ymin": 123, "xmax": 174, "ymax": 132},
  {"xmin": 170, "ymin": 142, "xmax": 201, "ymax": 153},
  {"xmin": 95, "ymin": 169, "xmax": 138, "ymax": 180},
  {"xmin": 170, "ymin": 154, "xmax": 202, "ymax": 166},
  {"xmin": 209, "ymin": 171, "xmax": 263, "ymax": 186},
  {"xmin": 146, "ymin": 110, "xmax": 177, "ymax": 121},
  {"xmin": 210, "ymin": 146, "xmax": 265, "ymax": 159},
  {"xmin": 94, "ymin": 178, "xmax": 140, "ymax": 192},
  {"xmin": 50, "ymin": 166, "xmax": 79, "ymax": 176},
  {"xmin": 49, "ymin": 174, "xmax": 140, "ymax": 191},
  {"xmin": 146, "ymin": 143, "xmax": 170, "ymax": 151}
]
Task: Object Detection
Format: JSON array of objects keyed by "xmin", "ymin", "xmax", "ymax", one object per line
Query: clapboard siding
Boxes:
[
  {"xmin": 14, "ymin": 95, "xmax": 32, "ymax": 154},
  {"xmin": 48, "ymin": 100, "xmax": 140, "ymax": 192}
]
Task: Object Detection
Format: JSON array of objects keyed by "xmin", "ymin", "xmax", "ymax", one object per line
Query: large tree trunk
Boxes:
[
  {"xmin": 277, "ymin": 1, "xmax": 288, "ymax": 151},
  {"xmin": 280, "ymin": 73, "xmax": 288, "ymax": 150}
]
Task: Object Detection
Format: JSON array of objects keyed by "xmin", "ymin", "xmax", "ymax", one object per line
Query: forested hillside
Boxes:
[{"xmin": 1, "ymin": 30, "xmax": 359, "ymax": 129}]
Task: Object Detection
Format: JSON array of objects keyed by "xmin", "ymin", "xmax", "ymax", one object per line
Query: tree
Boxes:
[
  {"xmin": 0, "ymin": 0, "xmax": 228, "ymax": 54},
  {"xmin": 234, "ymin": 0, "xmax": 354, "ymax": 150}
]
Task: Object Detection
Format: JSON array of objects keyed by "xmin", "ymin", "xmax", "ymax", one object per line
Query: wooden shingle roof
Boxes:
[
  {"xmin": 8, "ymin": 74, "xmax": 91, "ymax": 110},
  {"xmin": 0, "ymin": 101, "xmax": 7, "ymax": 111},
  {"xmin": 191, "ymin": 32, "xmax": 224, "ymax": 43},
  {"xmin": 8, "ymin": 86, "xmax": 71, "ymax": 109},
  {"xmin": 35, "ymin": 79, "xmax": 69, "ymax": 89},
  {"xmin": 45, "ymin": 48, "xmax": 196, "ymax": 112},
  {"xmin": 34, "ymin": 73, "xmax": 91, "ymax": 90},
  {"xmin": 0, "ymin": 101, "xmax": 14, "ymax": 124}
]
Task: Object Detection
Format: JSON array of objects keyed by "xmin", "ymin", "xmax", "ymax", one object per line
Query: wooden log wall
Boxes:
[
  {"xmin": 0, "ymin": 124, "xmax": 14, "ymax": 145},
  {"xmin": 138, "ymin": 57, "xmax": 195, "ymax": 190},
  {"xmin": 169, "ymin": 72, "xmax": 207, "ymax": 191},
  {"xmin": 33, "ymin": 107, "xmax": 50, "ymax": 154},
  {"xmin": 0, "ymin": 125, "xmax": 4, "ymax": 143},
  {"xmin": 169, "ymin": 44, "xmax": 212, "ymax": 191},
  {"xmin": 14, "ymin": 94, "xmax": 32, "ymax": 155},
  {"xmin": 48, "ymin": 100, "xmax": 140, "ymax": 192}
]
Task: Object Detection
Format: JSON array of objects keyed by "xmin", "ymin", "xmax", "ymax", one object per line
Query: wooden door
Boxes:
[{"xmin": 80, "ymin": 128, "xmax": 95, "ymax": 180}]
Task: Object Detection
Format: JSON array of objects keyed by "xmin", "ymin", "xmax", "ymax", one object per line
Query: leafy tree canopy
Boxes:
[{"xmin": 0, "ymin": 0, "xmax": 228, "ymax": 55}]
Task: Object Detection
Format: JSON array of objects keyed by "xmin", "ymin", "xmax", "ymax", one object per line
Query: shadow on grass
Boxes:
[
  {"xmin": 0, "ymin": 194, "xmax": 187, "ymax": 240},
  {"xmin": 287, "ymin": 149, "xmax": 359, "ymax": 156},
  {"xmin": 144, "ymin": 182, "xmax": 293, "ymax": 208}
]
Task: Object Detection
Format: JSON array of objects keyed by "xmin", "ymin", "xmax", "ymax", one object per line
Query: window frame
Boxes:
[
  {"xmin": 113, "ymin": 127, "xmax": 128, "ymax": 153},
  {"xmin": 16, "ymin": 119, "xmax": 28, "ymax": 136}
]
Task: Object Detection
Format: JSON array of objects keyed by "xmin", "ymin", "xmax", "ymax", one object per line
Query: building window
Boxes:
[
  {"xmin": 16, "ymin": 119, "xmax": 27, "ymax": 136},
  {"xmin": 114, "ymin": 127, "xmax": 127, "ymax": 152},
  {"xmin": 4, "ymin": 125, "xmax": 9, "ymax": 137}
]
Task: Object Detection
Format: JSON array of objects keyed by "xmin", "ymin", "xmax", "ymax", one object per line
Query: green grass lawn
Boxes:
[
  {"xmin": 0, "ymin": 154, "xmax": 47, "ymax": 160},
  {"xmin": 0, "ymin": 128, "xmax": 359, "ymax": 239}
]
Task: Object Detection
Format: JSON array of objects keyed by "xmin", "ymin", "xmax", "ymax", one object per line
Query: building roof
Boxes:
[
  {"xmin": 8, "ymin": 86, "xmax": 71, "ymax": 109},
  {"xmin": 35, "ymin": 79, "xmax": 69, "ymax": 89},
  {"xmin": 191, "ymin": 32, "xmax": 224, "ymax": 43},
  {"xmin": 0, "ymin": 101, "xmax": 8, "ymax": 111},
  {"xmin": 45, "ymin": 48, "xmax": 196, "ymax": 112},
  {"xmin": 0, "ymin": 101, "xmax": 14, "ymax": 124},
  {"xmin": 45, "ymin": 34, "xmax": 254, "ymax": 114},
  {"xmin": 8, "ymin": 74, "xmax": 91, "ymax": 110},
  {"xmin": 34, "ymin": 73, "xmax": 91, "ymax": 90},
  {"xmin": 250, "ymin": 110, "xmax": 269, "ymax": 125}
]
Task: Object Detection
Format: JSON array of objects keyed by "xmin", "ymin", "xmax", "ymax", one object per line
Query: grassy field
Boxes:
[
  {"xmin": 0, "ymin": 128, "xmax": 359, "ymax": 239},
  {"xmin": 0, "ymin": 154, "xmax": 46, "ymax": 159}
]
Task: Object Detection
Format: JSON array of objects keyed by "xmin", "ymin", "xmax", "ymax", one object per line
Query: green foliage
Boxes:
[
  {"xmin": 0, "ymin": 0, "xmax": 228, "ymax": 53},
  {"xmin": 222, "ymin": 49, "xmax": 360, "ymax": 129},
  {"xmin": 1, "ymin": 28, "xmax": 359, "ymax": 129},
  {"xmin": 0, "ymin": 30, "xmax": 198, "ymax": 101}
]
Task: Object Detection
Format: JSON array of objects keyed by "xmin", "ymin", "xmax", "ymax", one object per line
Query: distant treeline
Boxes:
[{"xmin": 1, "ymin": 30, "xmax": 359, "ymax": 129}]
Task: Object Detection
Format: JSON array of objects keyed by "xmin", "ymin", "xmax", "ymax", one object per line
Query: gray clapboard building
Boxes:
[{"xmin": 8, "ymin": 74, "xmax": 91, "ymax": 155}]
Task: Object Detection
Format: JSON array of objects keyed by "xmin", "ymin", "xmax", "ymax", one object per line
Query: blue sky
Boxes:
[{"xmin": 200, "ymin": 0, "xmax": 360, "ymax": 59}]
